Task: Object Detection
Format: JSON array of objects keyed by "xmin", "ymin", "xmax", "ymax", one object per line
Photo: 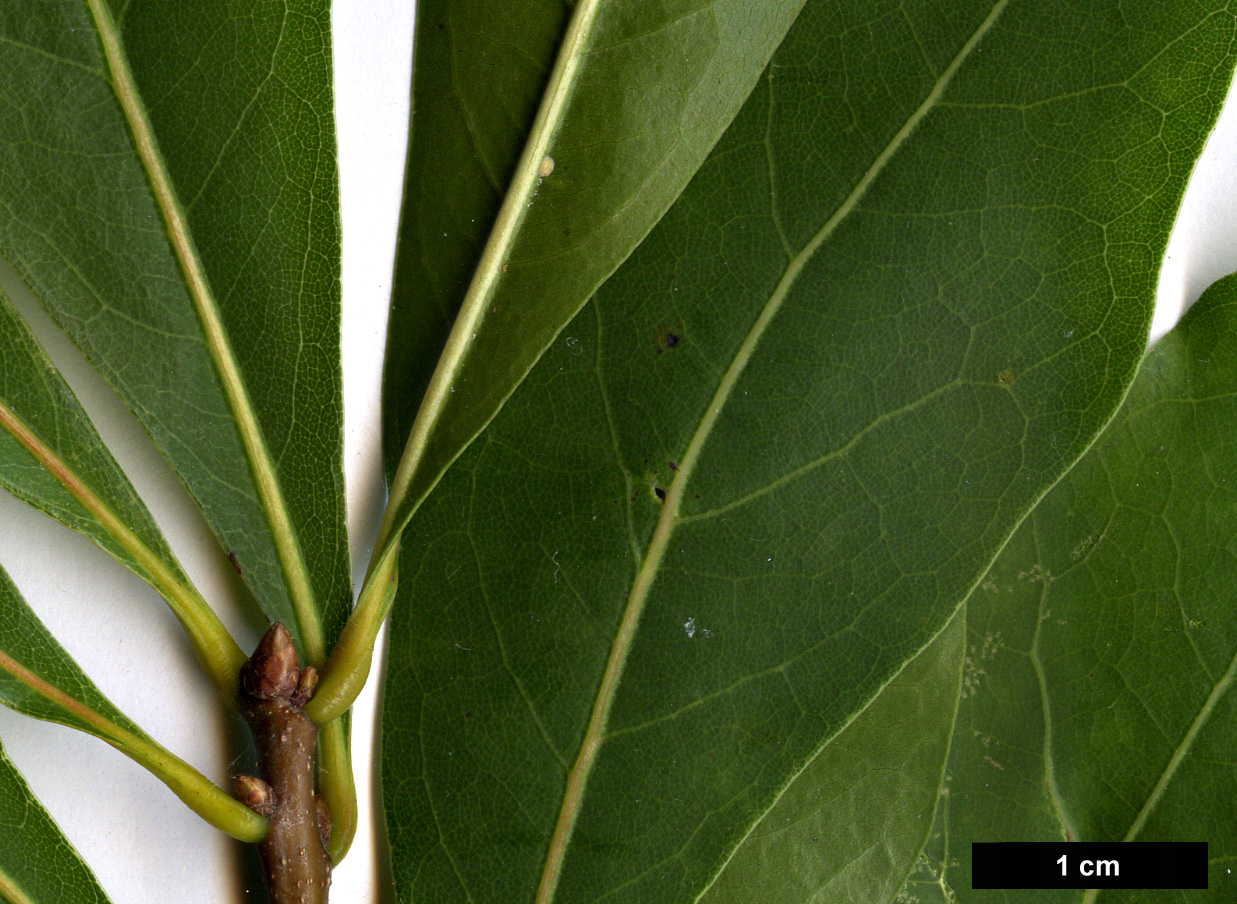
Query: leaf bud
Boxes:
[
  {"xmin": 242, "ymin": 623, "xmax": 300, "ymax": 699},
  {"xmin": 235, "ymin": 774, "xmax": 276, "ymax": 816},
  {"xmin": 292, "ymin": 666, "xmax": 319, "ymax": 707}
]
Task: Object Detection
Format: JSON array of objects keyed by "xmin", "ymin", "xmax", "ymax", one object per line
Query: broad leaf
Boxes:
[
  {"xmin": 380, "ymin": 0, "xmax": 807, "ymax": 547},
  {"xmin": 0, "ymin": 735, "xmax": 113, "ymax": 904},
  {"xmin": 0, "ymin": 0, "xmax": 348, "ymax": 662},
  {"xmin": 700, "ymin": 610, "xmax": 964, "ymax": 904},
  {"xmin": 906, "ymin": 275, "xmax": 1237, "ymax": 903},
  {"xmin": 382, "ymin": 1, "xmax": 1237, "ymax": 901},
  {"xmin": 0, "ymin": 564, "xmax": 264, "ymax": 842}
]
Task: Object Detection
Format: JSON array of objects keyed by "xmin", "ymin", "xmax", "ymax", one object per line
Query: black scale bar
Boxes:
[{"xmin": 971, "ymin": 842, "xmax": 1208, "ymax": 890}]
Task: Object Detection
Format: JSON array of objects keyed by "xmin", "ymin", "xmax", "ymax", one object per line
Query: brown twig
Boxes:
[{"xmin": 236, "ymin": 624, "xmax": 332, "ymax": 903}]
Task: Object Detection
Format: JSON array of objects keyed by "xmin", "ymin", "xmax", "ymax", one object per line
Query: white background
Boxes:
[{"xmin": 1, "ymin": 3, "xmax": 1236, "ymax": 902}]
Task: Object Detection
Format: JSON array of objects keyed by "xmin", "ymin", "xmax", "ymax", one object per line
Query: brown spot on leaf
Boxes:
[{"xmin": 654, "ymin": 322, "xmax": 684, "ymax": 354}]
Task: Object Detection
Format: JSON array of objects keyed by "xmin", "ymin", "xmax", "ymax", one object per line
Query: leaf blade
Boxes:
[
  {"xmin": 0, "ymin": 735, "xmax": 114, "ymax": 904},
  {"xmin": 0, "ymin": 0, "xmax": 349, "ymax": 660},
  {"xmin": 0, "ymin": 288, "xmax": 245, "ymax": 693},
  {"xmin": 907, "ymin": 274, "xmax": 1237, "ymax": 902},
  {"xmin": 0, "ymin": 563, "xmax": 264, "ymax": 842},
  {"xmin": 379, "ymin": 0, "xmax": 809, "ymax": 556},
  {"xmin": 381, "ymin": 2, "xmax": 1237, "ymax": 901},
  {"xmin": 536, "ymin": 7, "xmax": 1011, "ymax": 886},
  {"xmin": 699, "ymin": 610, "xmax": 965, "ymax": 904},
  {"xmin": 0, "ymin": 290, "xmax": 180, "ymax": 585}
]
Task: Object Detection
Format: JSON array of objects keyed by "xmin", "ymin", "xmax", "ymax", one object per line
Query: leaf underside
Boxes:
[
  {"xmin": 0, "ymin": 564, "xmax": 145, "ymax": 753},
  {"xmin": 701, "ymin": 609, "xmax": 966, "ymax": 903},
  {"xmin": 0, "ymin": 0, "xmax": 1231, "ymax": 901},
  {"xmin": 0, "ymin": 0, "xmax": 358, "ymax": 873},
  {"xmin": 907, "ymin": 276, "xmax": 1237, "ymax": 904},
  {"xmin": 380, "ymin": 0, "xmax": 806, "ymax": 541},
  {"xmin": 381, "ymin": 2, "xmax": 1237, "ymax": 902},
  {"xmin": 0, "ymin": 560, "xmax": 270, "ymax": 852}
]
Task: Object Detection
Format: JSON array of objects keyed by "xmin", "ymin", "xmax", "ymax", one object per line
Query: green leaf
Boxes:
[
  {"xmin": 378, "ymin": 0, "xmax": 807, "ymax": 552},
  {"xmin": 0, "ymin": 0, "xmax": 349, "ymax": 662},
  {"xmin": 0, "ymin": 563, "xmax": 265, "ymax": 843},
  {"xmin": 0, "ymin": 287, "xmax": 244, "ymax": 695},
  {"xmin": 906, "ymin": 275, "xmax": 1237, "ymax": 903},
  {"xmin": 381, "ymin": 2, "xmax": 1237, "ymax": 901},
  {"xmin": 0, "ymin": 735, "xmax": 113, "ymax": 904},
  {"xmin": 699, "ymin": 610, "xmax": 964, "ymax": 904},
  {"xmin": 0, "ymin": 288, "xmax": 172, "ymax": 584}
]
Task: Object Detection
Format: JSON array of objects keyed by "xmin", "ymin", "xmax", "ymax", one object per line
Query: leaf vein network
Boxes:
[
  {"xmin": 678, "ymin": 376, "xmax": 964, "ymax": 525},
  {"xmin": 0, "ymin": 36, "xmax": 103, "ymax": 78},
  {"xmin": 591, "ymin": 303, "xmax": 642, "ymax": 561},
  {"xmin": 470, "ymin": 533, "xmax": 569, "ymax": 769},
  {"xmin": 416, "ymin": 702, "xmax": 475, "ymax": 902},
  {"xmin": 183, "ymin": 14, "xmax": 289, "ymax": 211},
  {"xmin": 537, "ymin": 0, "xmax": 1013, "ymax": 898}
]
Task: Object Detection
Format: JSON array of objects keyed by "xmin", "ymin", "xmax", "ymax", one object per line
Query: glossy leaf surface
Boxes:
[
  {"xmin": 0, "ymin": 736, "xmax": 112, "ymax": 904},
  {"xmin": 382, "ymin": 1, "xmax": 1237, "ymax": 901},
  {"xmin": 0, "ymin": 0, "xmax": 349, "ymax": 660},
  {"xmin": 380, "ymin": 0, "xmax": 806, "ymax": 545},
  {"xmin": 906, "ymin": 275, "xmax": 1237, "ymax": 903}
]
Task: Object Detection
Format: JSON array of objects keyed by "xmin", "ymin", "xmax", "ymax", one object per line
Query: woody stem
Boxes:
[{"xmin": 237, "ymin": 624, "xmax": 332, "ymax": 904}]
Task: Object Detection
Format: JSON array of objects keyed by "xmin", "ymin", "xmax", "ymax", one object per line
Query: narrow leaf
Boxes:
[
  {"xmin": 0, "ymin": 287, "xmax": 244, "ymax": 694},
  {"xmin": 0, "ymin": 735, "xmax": 113, "ymax": 904},
  {"xmin": 379, "ymin": 0, "xmax": 807, "ymax": 555},
  {"xmin": 907, "ymin": 275, "xmax": 1237, "ymax": 903},
  {"xmin": 0, "ymin": 564, "xmax": 265, "ymax": 843},
  {"xmin": 0, "ymin": 0, "xmax": 349, "ymax": 661},
  {"xmin": 381, "ymin": 2, "xmax": 1237, "ymax": 901}
]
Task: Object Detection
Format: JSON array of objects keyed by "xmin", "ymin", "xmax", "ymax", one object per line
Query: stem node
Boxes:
[{"xmin": 239, "ymin": 623, "xmax": 332, "ymax": 903}]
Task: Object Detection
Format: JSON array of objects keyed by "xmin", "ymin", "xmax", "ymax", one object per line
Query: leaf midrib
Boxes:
[
  {"xmin": 0, "ymin": 643, "xmax": 267, "ymax": 842},
  {"xmin": 0, "ymin": 870, "xmax": 38, "ymax": 904},
  {"xmin": 1075, "ymin": 586, "xmax": 1237, "ymax": 904},
  {"xmin": 532, "ymin": 2, "xmax": 1012, "ymax": 900},
  {"xmin": 83, "ymin": 0, "xmax": 324, "ymax": 662},
  {"xmin": 377, "ymin": 0, "xmax": 605, "ymax": 564},
  {"xmin": 0, "ymin": 397, "xmax": 245, "ymax": 694}
]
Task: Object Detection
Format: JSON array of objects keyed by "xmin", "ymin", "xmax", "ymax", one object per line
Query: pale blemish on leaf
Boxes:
[
  {"xmin": 682, "ymin": 617, "xmax": 711, "ymax": 639},
  {"xmin": 1016, "ymin": 564, "xmax": 1051, "ymax": 584},
  {"xmin": 1070, "ymin": 532, "xmax": 1102, "ymax": 560},
  {"xmin": 962, "ymin": 631, "xmax": 1001, "ymax": 698}
]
